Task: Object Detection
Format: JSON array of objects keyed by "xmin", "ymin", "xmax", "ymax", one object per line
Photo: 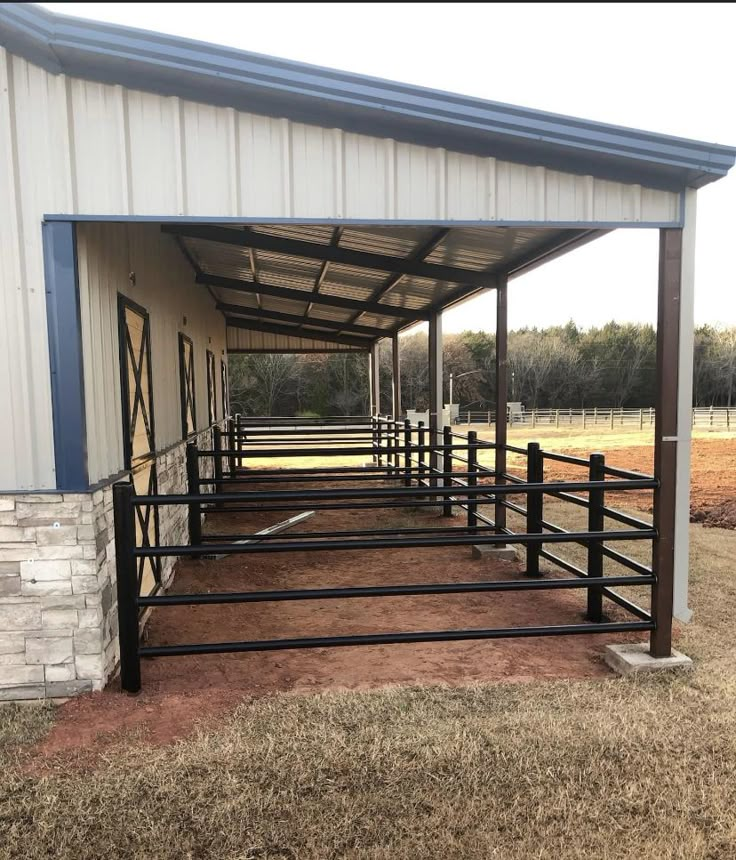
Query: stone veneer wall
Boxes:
[{"xmin": 0, "ymin": 427, "xmax": 215, "ymax": 701}]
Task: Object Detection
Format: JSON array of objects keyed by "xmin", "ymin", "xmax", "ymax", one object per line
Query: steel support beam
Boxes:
[
  {"xmin": 369, "ymin": 341, "xmax": 381, "ymax": 416},
  {"xmin": 217, "ymin": 302, "xmax": 387, "ymax": 337},
  {"xmin": 225, "ymin": 317, "xmax": 372, "ymax": 349},
  {"xmin": 198, "ymin": 272, "xmax": 427, "ymax": 321},
  {"xmin": 391, "ymin": 333, "xmax": 402, "ymax": 419},
  {"xmin": 495, "ymin": 276, "xmax": 508, "ymax": 536},
  {"xmin": 651, "ymin": 228, "xmax": 682, "ymax": 658},
  {"xmin": 165, "ymin": 223, "xmax": 494, "ymax": 287},
  {"xmin": 428, "ymin": 312, "xmax": 443, "ymax": 477}
]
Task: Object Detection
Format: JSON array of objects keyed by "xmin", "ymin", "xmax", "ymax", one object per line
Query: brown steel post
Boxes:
[
  {"xmin": 651, "ymin": 229, "xmax": 682, "ymax": 658},
  {"xmin": 391, "ymin": 333, "xmax": 402, "ymax": 421},
  {"xmin": 495, "ymin": 277, "xmax": 508, "ymax": 536}
]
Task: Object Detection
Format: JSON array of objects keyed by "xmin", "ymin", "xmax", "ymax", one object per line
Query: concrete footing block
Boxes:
[
  {"xmin": 604, "ymin": 643, "xmax": 693, "ymax": 676},
  {"xmin": 471, "ymin": 544, "xmax": 518, "ymax": 562}
]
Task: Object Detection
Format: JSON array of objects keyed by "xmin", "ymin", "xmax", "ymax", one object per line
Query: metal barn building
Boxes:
[{"xmin": 0, "ymin": 3, "xmax": 734, "ymax": 699}]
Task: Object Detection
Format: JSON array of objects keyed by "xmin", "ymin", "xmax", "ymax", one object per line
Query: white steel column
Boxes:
[
  {"xmin": 391, "ymin": 333, "xmax": 402, "ymax": 419},
  {"xmin": 673, "ymin": 189, "xmax": 697, "ymax": 623},
  {"xmin": 368, "ymin": 341, "xmax": 381, "ymax": 416}
]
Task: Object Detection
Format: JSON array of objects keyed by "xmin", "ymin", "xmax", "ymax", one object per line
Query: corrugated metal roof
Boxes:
[
  {"xmin": 1, "ymin": 4, "xmax": 734, "ymax": 191},
  {"xmin": 168, "ymin": 222, "xmax": 603, "ymax": 352}
]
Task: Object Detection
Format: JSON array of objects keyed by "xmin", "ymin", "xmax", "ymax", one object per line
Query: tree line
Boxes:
[{"xmin": 229, "ymin": 322, "xmax": 736, "ymax": 416}]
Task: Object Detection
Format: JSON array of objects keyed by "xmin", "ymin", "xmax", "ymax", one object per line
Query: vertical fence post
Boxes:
[
  {"xmin": 442, "ymin": 425, "xmax": 454, "ymax": 517},
  {"xmin": 582, "ymin": 408, "xmax": 587, "ymax": 429},
  {"xmin": 393, "ymin": 418, "xmax": 400, "ymax": 476},
  {"xmin": 227, "ymin": 415, "xmax": 236, "ymax": 477},
  {"xmin": 404, "ymin": 419, "xmax": 412, "ymax": 487},
  {"xmin": 213, "ymin": 426, "xmax": 224, "ymax": 510},
  {"xmin": 235, "ymin": 413, "xmax": 244, "ymax": 470},
  {"xmin": 555, "ymin": 409, "xmax": 560, "ymax": 428},
  {"xmin": 385, "ymin": 417, "xmax": 391, "ymax": 475},
  {"xmin": 525, "ymin": 442, "xmax": 543, "ymax": 577},
  {"xmin": 186, "ymin": 441, "xmax": 202, "ymax": 549},
  {"xmin": 417, "ymin": 421, "xmax": 426, "ymax": 490},
  {"xmin": 609, "ymin": 409, "xmax": 614, "ymax": 429},
  {"xmin": 594, "ymin": 406, "xmax": 598, "ymax": 425},
  {"xmin": 639, "ymin": 408, "xmax": 644, "ymax": 431},
  {"xmin": 586, "ymin": 453, "xmax": 605, "ymax": 622},
  {"xmin": 377, "ymin": 416, "xmax": 383, "ymax": 467},
  {"xmin": 467, "ymin": 430, "xmax": 478, "ymax": 532},
  {"xmin": 113, "ymin": 482, "xmax": 141, "ymax": 694}
]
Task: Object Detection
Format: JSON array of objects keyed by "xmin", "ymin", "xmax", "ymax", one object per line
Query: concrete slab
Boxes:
[
  {"xmin": 471, "ymin": 544, "xmax": 518, "ymax": 562},
  {"xmin": 604, "ymin": 643, "xmax": 693, "ymax": 676}
]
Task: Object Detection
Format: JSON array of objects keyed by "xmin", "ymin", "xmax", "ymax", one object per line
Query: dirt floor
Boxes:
[
  {"xmin": 33, "ymin": 426, "xmax": 732, "ymax": 759},
  {"xmin": 475, "ymin": 427, "xmax": 736, "ymax": 528},
  {"xmin": 35, "ymin": 475, "xmax": 651, "ymax": 761}
]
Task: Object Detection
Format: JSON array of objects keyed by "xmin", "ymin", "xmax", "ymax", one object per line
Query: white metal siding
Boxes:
[
  {"xmin": 226, "ymin": 328, "xmax": 364, "ymax": 354},
  {"xmin": 0, "ymin": 46, "xmax": 681, "ymax": 489},
  {"xmin": 77, "ymin": 223, "xmax": 227, "ymax": 484}
]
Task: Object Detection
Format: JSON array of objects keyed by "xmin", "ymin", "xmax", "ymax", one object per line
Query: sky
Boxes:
[{"xmin": 42, "ymin": 2, "xmax": 736, "ymax": 334}]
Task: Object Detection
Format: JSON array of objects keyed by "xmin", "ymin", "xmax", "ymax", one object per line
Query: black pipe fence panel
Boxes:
[{"xmin": 113, "ymin": 414, "xmax": 660, "ymax": 693}]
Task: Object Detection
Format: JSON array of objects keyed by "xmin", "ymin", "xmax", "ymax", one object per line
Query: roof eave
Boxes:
[{"xmin": 1, "ymin": 3, "xmax": 734, "ymax": 192}]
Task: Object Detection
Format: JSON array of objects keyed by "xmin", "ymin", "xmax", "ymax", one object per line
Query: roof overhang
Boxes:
[{"xmin": 1, "ymin": 4, "xmax": 734, "ymax": 192}]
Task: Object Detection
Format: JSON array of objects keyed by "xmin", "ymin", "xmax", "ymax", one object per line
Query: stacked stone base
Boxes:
[{"xmin": 0, "ymin": 427, "xmax": 215, "ymax": 701}]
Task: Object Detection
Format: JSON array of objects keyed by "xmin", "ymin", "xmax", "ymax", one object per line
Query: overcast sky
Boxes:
[{"xmin": 42, "ymin": 2, "xmax": 736, "ymax": 333}]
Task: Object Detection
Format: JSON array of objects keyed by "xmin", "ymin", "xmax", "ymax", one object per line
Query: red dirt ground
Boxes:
[
  {"xmin": 540, "ymin": 437, "xmax": 736, "ymax": 529},
  {"xmin": 32, "ymin": 476, "xmax": 654, "ymax": 762}
]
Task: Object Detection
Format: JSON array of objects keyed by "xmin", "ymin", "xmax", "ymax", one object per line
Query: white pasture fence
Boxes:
[{"xmin": 456, "ymin": 406, "xmax": 734, "ymax": 429}]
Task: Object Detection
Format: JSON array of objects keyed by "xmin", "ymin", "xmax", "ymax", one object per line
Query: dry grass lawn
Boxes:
[
  {"xmin": 1, "ymin": 519, "xmax": 735, "ymax": 859},
  {"xmin": 1, "ymin": 425, "xmax": 735, "ymax": 859}
]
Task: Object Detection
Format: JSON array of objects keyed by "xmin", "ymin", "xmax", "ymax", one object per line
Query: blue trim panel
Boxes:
[
  {"xmin": 1, "ymin": 4, "xmax": 734, "ymax": 192},
  {"xmin": 43, "ymin": 220, "xmax": 89, "ymax": 491},
  {"xmin": 43, "ymin": 214, "xmax": 684, "ymax": 229}
]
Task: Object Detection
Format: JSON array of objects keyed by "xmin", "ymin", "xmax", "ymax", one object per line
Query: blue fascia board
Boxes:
[{"xmin": 1, "ymin": 3, "xmax": 735, "ymax": 191}]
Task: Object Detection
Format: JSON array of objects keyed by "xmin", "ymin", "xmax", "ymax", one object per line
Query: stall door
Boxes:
[
  {"xmin": 221, "ymin": 358, "xmax": 229, "ymax": 419},
  {"xmin": 179, "ymin": 333, "xmax": 196, "ymax": 437},
  {"xmin": 118, "ymin": 296, "xmax": 161, "ymax": 597},
  {"xmin": 206, "ymin": 349, "xmax": 216, "ymax": 426}
]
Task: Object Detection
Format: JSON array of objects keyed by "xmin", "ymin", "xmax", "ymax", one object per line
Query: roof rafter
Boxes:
[
  {"xmin": 197, "ymin": 272, "xmax": 429, "ymax": 321},
  {"xmin": 342, "ymin": 227, "xmax": 453, "ymax": 331},
  {"xmin": 217, "ymin": 302, "xmax": 389, "ymax": 337},
  {"xmin": 163, "ymin": 223, "xmax": 496, "ymax": 287}
]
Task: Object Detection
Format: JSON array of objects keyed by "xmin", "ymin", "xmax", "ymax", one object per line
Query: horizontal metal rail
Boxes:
[
  {"xmin": 135, "ymin": 529, "xmax": 656, "ymax": 558},
  {"xmin": 201, "ymin": 523, "xmax": 501, "ymax": 542},
  {"xmin": 139, "ymin": 575, "xmax": 654, "ymax": 607},
  {"xmin": 139, "ymin": 620, "xmax": 654, "ymax": 658},
  {"xmin": 135, "ymin": 479, "xmax": 658, "ymax": 505}
]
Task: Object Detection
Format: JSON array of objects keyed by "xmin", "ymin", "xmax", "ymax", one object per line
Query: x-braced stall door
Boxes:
[
  {"xmin": 206, "ymin": 349, "xmax": 216, "ymax": 426},
  {"xmin": 221, "ymin": 358, "xmax": 229, "ymax": 418},
  {"xmin": 179, "ymin": 333, "xmax": 196, "ymax": 438},
  {"xmin": 118, "ymin": 296, "xmax": 161, "ymax": 597}
]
